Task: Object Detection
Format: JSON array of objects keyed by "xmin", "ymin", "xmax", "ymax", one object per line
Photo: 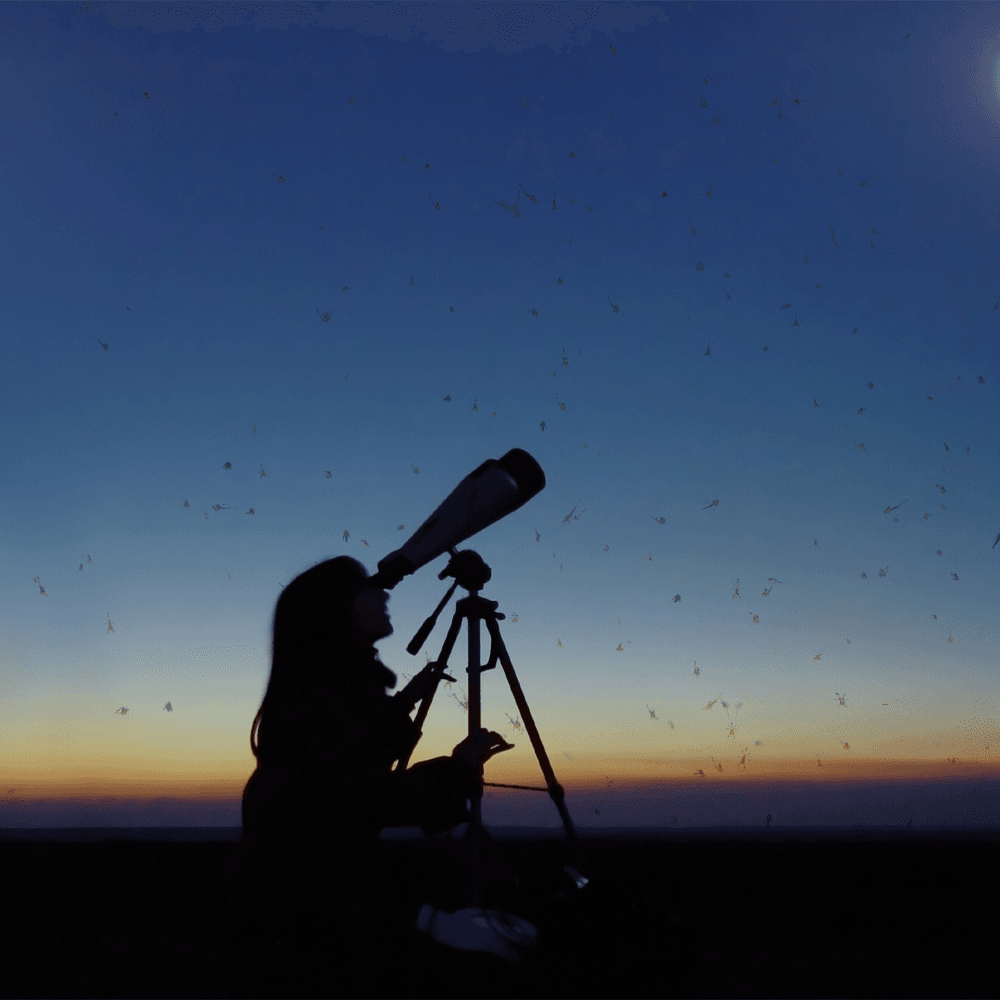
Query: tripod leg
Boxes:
[
  {"xmin": 481, "ymin": 614, "xmax": 579, "ymax": 847},
  {"xmin": 394, "ymin": 606, "xmax": 467, "ymax": 773},
  {"xmin": 465, "ymin": 606, "xmax": 485, "ymax": 909}
]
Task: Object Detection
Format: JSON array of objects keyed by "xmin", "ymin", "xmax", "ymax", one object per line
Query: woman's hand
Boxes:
[
  {"xmin": 452, "ymin": 728, "xmax": 515, "ymax": 769},
  {"xmin": 399, "ymin": 664, "xmax": 456, "ymax": 709}
]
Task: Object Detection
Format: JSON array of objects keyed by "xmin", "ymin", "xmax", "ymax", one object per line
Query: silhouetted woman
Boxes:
[{"xmin": 241, "ymin": 556, "xmax": 513, "ymax": 993}]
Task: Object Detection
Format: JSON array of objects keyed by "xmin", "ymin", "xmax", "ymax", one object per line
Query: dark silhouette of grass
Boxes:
[{"xmin": 1, "ymin": 828, "xmax": 996, "ymax": 998}]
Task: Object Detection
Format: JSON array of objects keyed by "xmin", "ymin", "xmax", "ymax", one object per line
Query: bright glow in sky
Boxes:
[{"xmin": 2, "ymin": 1, "xmax": 998, "ymax": 830}]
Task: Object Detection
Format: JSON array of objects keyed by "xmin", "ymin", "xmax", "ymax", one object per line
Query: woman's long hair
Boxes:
[{"xmin": 250, "ymin": 556, "xmax": 391, "ymax": 764}]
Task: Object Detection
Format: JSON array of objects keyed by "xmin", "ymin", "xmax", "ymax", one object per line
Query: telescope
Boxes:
[{"xmin": 366, "ymin": 448, "xmax": 545, "ymax": 591}]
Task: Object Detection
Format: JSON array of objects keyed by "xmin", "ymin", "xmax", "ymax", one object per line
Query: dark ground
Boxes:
[{"xmin": 1, "ymin": 827, "xmax": 997, "ymax": 999}]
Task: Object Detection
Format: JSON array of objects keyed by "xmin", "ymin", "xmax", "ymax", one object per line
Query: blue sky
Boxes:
[{"xmin": 2, "ymin": 1, "xmax": 998, "ymax": 830}]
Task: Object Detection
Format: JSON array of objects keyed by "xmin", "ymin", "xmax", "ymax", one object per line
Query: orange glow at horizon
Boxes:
[{"xmin": 5, "ymin": 756, "xmax": 998, "ymax": 806}]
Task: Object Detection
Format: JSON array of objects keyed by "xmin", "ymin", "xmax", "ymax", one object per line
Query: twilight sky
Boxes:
[{"xmin": 2, "ymin": 1, "xmax": 999, "ymax": 831}]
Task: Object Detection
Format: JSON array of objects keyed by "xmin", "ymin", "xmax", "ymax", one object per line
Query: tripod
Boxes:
[{"xmin": 394, "ymin": 548, "xmax": 581, "ymax": 910}]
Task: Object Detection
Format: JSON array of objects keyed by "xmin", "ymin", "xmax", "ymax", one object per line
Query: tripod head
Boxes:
[{"xmin": 439, "ymin": 548, "xmax": 492, "ymax": 592}]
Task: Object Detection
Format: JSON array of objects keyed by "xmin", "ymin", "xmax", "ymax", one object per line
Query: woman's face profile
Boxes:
[{"xmin": 350, "ymin": 586, "xmax": 393, "ymax": 645}]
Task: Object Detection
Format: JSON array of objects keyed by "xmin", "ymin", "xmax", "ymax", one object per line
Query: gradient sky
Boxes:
[{"xmin": 2, "ymin": 1, "xmax": 999, "ymax": 831}]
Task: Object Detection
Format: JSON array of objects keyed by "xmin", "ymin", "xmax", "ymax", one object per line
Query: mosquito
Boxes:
[
  {"xmin": 737, "ymin": 747, "xmax": 749, "ymax": 769},
  {"xmin": 703, "ymin": 499, "xmax": 719, "ymax": 510},
  {"xmin": 33, "ymin": 577, "xmax": 47, "ymax": 596},
  {"xmin": 835, "ymin": 692, "xmax": 847, "ymax": 707},
  {"xmin": 724, "ymin": 700, "xmax": 743, "ymax": 736},
  {"xmin": 646, "ymin": 705, "xmax": 657, "ymax": 720},
  {"xmin": 732, "ymin": 579, "xmax": 741, "ymax": 599},
  {"xmin": 693, "ymin": 661, "xmax": 700, "ymax": 676},
  {"xmin": 106, "ymin": 613, "xmax": 114, "ymax": 633}
]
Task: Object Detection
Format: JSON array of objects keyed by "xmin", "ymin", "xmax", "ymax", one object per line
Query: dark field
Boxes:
[{"xmin": 1, "ymin": 827, "xmax": 996, "ymax": 999}]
